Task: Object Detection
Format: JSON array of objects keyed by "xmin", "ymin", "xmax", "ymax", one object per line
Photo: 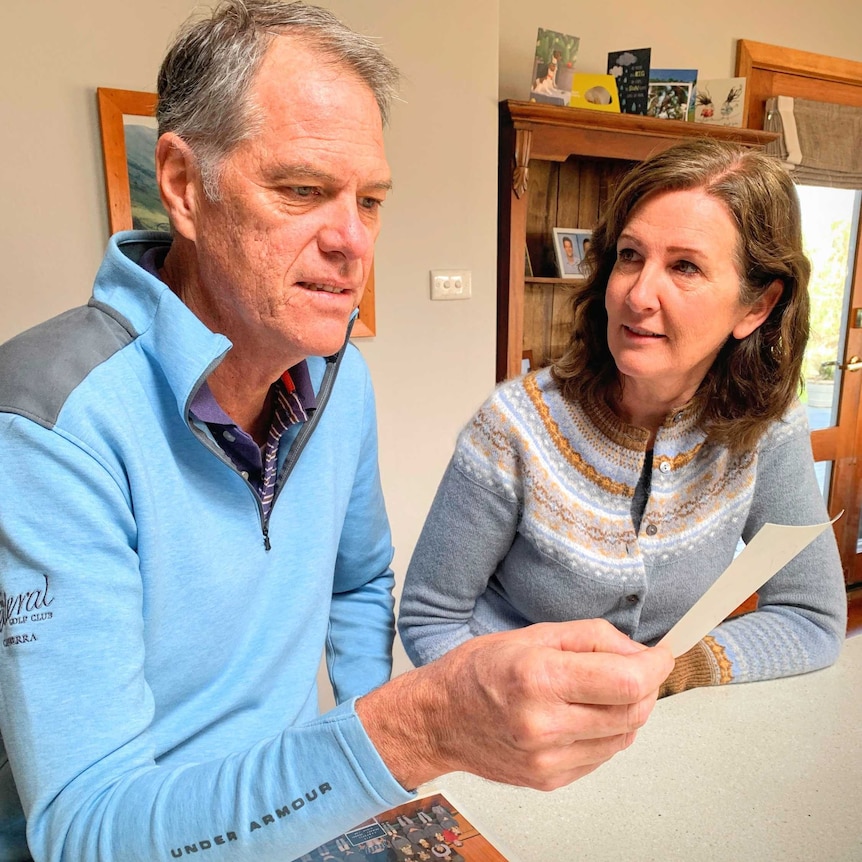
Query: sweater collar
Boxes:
[{"xmin": 580, "ymin": 383, "xmax": 705, "ymax": 452}]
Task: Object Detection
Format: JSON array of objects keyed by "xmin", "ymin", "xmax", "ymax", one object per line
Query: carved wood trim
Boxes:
[{"xmin": 513, "ymin": 128, "xmax": 532, "ymax": 198}]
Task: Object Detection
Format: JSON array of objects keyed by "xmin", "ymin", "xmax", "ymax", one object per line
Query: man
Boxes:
[
  {"xmin": 0, "ymin": 2, "xmax": 673, "ymax": 860},
  {"xmin": 561, "ymin": 235, "xmax": 580, "ymax": 274}
]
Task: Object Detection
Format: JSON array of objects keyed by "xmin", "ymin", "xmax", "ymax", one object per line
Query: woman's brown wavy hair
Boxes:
[{"xmin": 551, "ymin": 137, "xmax": 810, "ymax": 453}]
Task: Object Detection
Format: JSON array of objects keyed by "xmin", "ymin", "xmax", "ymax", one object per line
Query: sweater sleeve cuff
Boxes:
[
  {"xmin": 659, "ymin": 636, "xmax": 733, "ymax": 697},
  {"xmin": 325, "ymin": 697, "xmax": 418, "ymax": 803}
]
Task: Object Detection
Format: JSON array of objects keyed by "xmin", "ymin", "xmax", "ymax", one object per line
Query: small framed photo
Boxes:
[{"xmin": 552, "ymin": 228, "xmax": 592, "ymax": 279}]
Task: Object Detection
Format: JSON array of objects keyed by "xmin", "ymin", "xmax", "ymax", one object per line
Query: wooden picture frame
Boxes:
[{"xmin": 95, "ymin": 87, "xmax": 376, "ymax": 337}]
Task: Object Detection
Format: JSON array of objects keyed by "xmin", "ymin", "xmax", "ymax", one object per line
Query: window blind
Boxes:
[{"xmin": 764, "ymin": 95, "xmax": 862, "ymax": 189}]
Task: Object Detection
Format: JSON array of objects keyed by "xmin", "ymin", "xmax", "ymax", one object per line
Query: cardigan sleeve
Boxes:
[{"xmin": 664, "ymin": 406, "xmax": 847, "ymax": 695}]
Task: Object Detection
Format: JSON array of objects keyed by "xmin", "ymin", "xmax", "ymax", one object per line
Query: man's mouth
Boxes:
[{"xmin": 301, "ymin": 282, "xmax": 347, "ymax": 295}]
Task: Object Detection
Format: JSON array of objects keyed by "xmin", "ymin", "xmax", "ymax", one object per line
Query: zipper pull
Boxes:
[{"xmin": 263, "ymin": 524, "xmax": 271, "ymax": 552}]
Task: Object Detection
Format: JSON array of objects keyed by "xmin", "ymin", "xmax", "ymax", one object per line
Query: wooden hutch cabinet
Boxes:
[{"xmin": 496, "ymin": 99, "xmax": 777, "ymax": 381}]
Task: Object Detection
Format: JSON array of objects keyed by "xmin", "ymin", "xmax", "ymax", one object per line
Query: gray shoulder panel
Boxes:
[{"xmin": 0, "ymin": 301, "xmax": 137, "ymax": 430}]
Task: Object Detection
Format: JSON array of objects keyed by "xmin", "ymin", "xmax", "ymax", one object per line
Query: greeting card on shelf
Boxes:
[
  {"xmin": 569, "ymin": 73, "xmax": 620, "ymax": 113},
  {"xmin": 607, "ymin": 47, "xmax": 651, "ymax": 114},
  {"xmin": 646, "ymin": 68, "xmax": 698, "ymax": 121},
  {"xmin": 695, "ymin": 77, "xmax": 746, "ymax": 127},
  {"xmin": 529, "ymin": 27, "xmax": 580, "ymax": 106}
]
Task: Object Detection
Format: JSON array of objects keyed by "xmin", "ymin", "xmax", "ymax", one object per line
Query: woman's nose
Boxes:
[{"xmin": 625, "ymin": 267, "xmax": 661, "ymax": 313}]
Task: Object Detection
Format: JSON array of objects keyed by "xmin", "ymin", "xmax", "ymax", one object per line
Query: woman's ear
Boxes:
[
  {"xmin": 155, "ymin": 132, "xmax": 201, "ymax": 242},
  {"xmin": 733, "ymin": 279, "xmax": 784, "ymax": 340}
]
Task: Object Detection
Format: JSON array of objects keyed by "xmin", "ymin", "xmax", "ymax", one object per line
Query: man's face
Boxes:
[{"xmin": 183, "ymin": 37, "xmax": 391, "ymax": 368}]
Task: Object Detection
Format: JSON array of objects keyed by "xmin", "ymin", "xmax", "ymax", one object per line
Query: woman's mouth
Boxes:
[{"xmin": 624, "ymin": 324, "xmax": 664, "ymax": 338}]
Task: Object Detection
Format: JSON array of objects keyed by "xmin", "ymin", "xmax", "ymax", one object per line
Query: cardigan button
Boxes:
[
  {"xmin": 659, "ymin": 461, "xmax": 671, "ymax": 474},
  {"xmin": 645, "ymin": 523, "xmax": 658, "ymax": 536}
]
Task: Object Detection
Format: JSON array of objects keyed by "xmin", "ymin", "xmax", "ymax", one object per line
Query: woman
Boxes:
[{"xmin": 399, "ymin": 138, "xmax": 847, "ymax": 696}]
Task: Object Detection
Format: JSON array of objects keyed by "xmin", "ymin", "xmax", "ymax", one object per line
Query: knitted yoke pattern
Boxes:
[{"xmin": 457, "ymin": 368, "xmax": 752, "ymax": 597}]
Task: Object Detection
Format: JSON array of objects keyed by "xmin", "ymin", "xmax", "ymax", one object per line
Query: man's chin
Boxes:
[{"xmin": 308, "ymin": 324, "xmax": 353, "ymax": 358}]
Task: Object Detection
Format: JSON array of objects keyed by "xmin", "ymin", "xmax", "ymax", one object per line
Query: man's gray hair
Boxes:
[{"xmin": 156, "ymin": 0, "xmax": 400, "ymax": 198}]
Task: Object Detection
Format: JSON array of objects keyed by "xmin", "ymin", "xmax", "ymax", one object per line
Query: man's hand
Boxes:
[{"xmin": 356, "ymin": 619, "xmax": 674, "ymax": 791}]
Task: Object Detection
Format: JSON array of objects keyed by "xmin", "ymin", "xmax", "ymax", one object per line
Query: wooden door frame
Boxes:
[
  {"xmin": 736, "ymin": 40, "xmax": 862, "ymax": 128},
  {"xmin": 736, "ymin": 41, "xmax": 862, "ymax": 595}
]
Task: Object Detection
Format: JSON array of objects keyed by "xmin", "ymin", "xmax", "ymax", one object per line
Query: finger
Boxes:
[
  {"xmin": 556, "ymin": 618, "xmax": 649, "ymax": 655},
  {"xmin": 543, "ymin": 729, "xmax": 640, "ymax": 790},
  {"xmin": 483, "ymin": 728, "xmax": 639, "ymax": 792},
  {"xmin": 544, "ymin": 644, "xmax": 674, "ymax": 706},
  {"xmin": 506, "ymin": 690, "xmax": 657, "ymax": 749},
  {"xmin": 557, "ymin": 697, "xmax": 656, "ymax": 744},
  {"xmin": 522, "ymin": 618, "xmax": 649, "ymax": 656}
]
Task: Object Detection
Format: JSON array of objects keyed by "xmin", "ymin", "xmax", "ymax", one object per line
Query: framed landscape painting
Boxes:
[{"xmin": 96, "ymin": 88, "xmax": 166, "ymax": 233}]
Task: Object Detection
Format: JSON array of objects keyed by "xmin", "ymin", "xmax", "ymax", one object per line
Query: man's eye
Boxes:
[
  {"xmin": 289, "ymin": 186, "xmax": 319, "ymax": 198},
  {"xmin": 360, "ymin": 197, "xmax": 384, "ymax": 211}
]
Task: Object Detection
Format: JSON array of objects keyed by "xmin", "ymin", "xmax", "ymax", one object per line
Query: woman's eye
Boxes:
[
  {"xmin": 617, "ymin": 247, "xmax": 638, "ymax": 262},
  {"xmin": 674, "ymin": 259, "xmax": 700, "ymax": 275}
]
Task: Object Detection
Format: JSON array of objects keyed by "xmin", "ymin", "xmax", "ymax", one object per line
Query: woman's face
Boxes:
[{"xmin": 604, "ymin": 188, "xmax": 773, "ymax": 405}]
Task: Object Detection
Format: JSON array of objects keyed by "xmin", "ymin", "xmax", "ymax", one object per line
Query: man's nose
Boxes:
[{"xmin": 317, "ymin": 199, "xmax": 375, "ymax": 261}]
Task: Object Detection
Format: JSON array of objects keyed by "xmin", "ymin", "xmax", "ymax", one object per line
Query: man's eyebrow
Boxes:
[{"xmin": 269, "ymin": 163, "xmax": 393, "ymax": 192}]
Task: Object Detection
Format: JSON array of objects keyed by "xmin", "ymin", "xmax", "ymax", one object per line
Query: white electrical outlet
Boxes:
[{"xmin": 430, "ymin": 269, "xmax": 471, "ymax": 301}]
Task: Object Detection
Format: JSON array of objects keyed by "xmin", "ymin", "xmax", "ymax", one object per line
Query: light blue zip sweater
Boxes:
[{"xmin": 0, "ymin": 232, "xmax": 412, "ymax": 862}]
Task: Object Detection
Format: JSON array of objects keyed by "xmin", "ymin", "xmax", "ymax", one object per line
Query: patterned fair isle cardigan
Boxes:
[{"xmin": 398, "ymin": 367, "xmax": 847, "ymax": 694}]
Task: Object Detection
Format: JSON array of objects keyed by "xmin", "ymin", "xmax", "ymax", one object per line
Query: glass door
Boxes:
[{"xmin": 798, "ymin": 184, "xmax": 862, "ymax": 587}]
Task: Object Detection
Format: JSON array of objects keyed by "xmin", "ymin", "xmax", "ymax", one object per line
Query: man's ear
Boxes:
[
  {"xmin": 156, "ymin": 132, "xmax": 201, "ymax": 241},
  {"xmin": 733, "ymin": 279, "xmax": 784, "ymax": 340}
]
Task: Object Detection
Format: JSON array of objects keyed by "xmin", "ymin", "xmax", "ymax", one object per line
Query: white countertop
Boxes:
[{"xmin": 430, "ymin": 635, "xmax": 862, "ymax": 862}]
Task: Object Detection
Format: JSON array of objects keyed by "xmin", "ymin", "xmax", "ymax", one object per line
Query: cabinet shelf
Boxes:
[
  {"xmin": 525, "ymin": 277, "xmax": 578, "ymax": 286},
  {"xmin": 496, "ymin": 99, "xmax": 778, "ymax": 380}
]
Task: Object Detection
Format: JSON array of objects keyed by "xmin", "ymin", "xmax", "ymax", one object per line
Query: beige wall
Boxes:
[
  {"xmin": 3, "ymin": 1, "xmax": 861, "ymax": 693},
  {"xmin": 318, "ymin": 2, "xmax": 500, "ymax": 684}
]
